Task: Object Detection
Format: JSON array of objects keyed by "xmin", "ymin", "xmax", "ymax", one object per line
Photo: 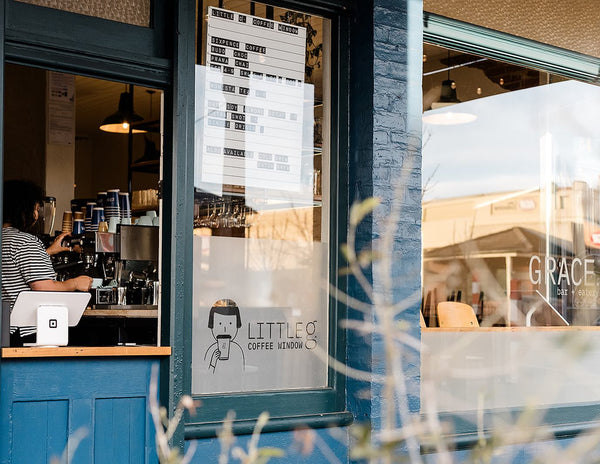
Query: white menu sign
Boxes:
[{"xmin": 195, "ymin": 7, "xmax": 313, "ymax": 196}]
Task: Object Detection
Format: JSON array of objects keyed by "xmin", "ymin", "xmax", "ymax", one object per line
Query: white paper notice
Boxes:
[
  {"xmin": 195, "ymin": 7, "xmax": 314, "ymax": 200},
  {"xmin": 47, "ymin": 72, "xmax": 75, "ymax": 145}
]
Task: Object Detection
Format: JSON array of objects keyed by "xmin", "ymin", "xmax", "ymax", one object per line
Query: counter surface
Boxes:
[
  {"xmin": 83, "ymin": 307, "xmax": 158, "ymax": 318},
  {"xmin": 1, "ymin": 345, "xmax": 171, "ymax": 358}
]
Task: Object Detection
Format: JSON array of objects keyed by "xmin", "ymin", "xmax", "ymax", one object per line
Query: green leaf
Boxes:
[
  {"xmin": 358, "ymin": 249, "xmax": 381, "ymax": 268},
  {"xmin": 258, "ymin": 447, "xmax": 285, "ymax": 457},
  {"xmin": 338, "ymin": 266, "xmax": 353, "ymax": 276},
  {"xmin": 340, "ymin": 244, "xmax": 350, "ymax": 262},
  {"xmin": 253, "ymin": 448, "xmax": 285, "ymax": 464},
  {"xmin": 350, "ymin": 197, "xmax": 381, "ymax": 226}
]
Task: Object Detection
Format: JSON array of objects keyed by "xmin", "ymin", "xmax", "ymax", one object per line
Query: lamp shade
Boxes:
[{"xmin": 99, "ymin": 91, "xmax": 146, "ymax": 133}]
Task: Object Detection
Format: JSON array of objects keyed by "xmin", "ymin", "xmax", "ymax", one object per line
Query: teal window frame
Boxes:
[
  {"xmin": 4, "ymin": 0, "xmax": 171, "ymax": 86},
  {"xmin": 178, "ymin": 0, "xmax": 354, "ymax": 438},
  {"xmin": 422, "ymin": 12, "xmax": 600, "ymax": 450}
]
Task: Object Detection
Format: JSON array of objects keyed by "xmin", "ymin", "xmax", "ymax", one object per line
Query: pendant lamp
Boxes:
[
  {"xmin": 99, "ymin": 85, "xmax": 147, "ymax": 134},
  {"xmin": 431, "ymin": 51, "xmax": 461, "ymax": 109},
  {"xmin": 423, "ymin": 50, "xmax": 476, "ymax": 125}
]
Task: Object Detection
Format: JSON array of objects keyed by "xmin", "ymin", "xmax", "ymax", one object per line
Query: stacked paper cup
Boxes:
[
  {"xmin": 90, "ymin": 207, "xmax": 105, "ymax": 232},
  {"xmin": 84, "ymin": 202, "xmax": 96, "ymax": 231},
  {"xmin": 119, "ymin": 192, "xmax": 131, "ymax": 220},
  {"xmin": 73, "ymin": 211, "xmax": 84, "ymax": 221},
  {"xmin": 105, "ymin": 189, "xmax": 121, "ymax": 220},
  {"xmin": 73, "ymin": 218, "xmax": 84, "ymax": 234},
  {"xmin": 97, "ymin": 191, "xmax": 108, "ymax": 208},
  {"xmin": 74, "ymin": 210, "xmax": 85, "ymax": 233},
  {"xmin": 61, "ymin": 211, "xmax": 73, "ymax": 233}
]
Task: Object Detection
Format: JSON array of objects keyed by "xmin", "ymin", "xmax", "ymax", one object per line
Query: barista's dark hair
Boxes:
[
  {"xmin": 3, "ymin": 180, "xmax": 45, "ymax": 233},
  {"xmin": 208, "ymin": 299, "xmax": 242, "ymax": 329}
]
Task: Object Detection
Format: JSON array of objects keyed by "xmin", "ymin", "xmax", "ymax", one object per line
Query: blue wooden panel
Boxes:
[
  {"xmin": 94, "ymin": 398, "xmax": 113, "ymax": 463},
  {"xmin": 94, "ymin": 397, "xmax": 147, "ymax": 464},
  {"xmin": 0, "ymin": 358, "xmax": 159, "ymax": 464},
  {"xmin": 126, "ymin": 398, "xmax": 146, "ymax": 462},
  {"xmin": 70, "ymin": 398, "xmax": 94, "ymax": 464},
  {"xmin": 47, "ymin": 400, "xmax": 70, "ymax": 461},
  {"xmin": 12, "ymin": 400, "xmax": 68, "ymax": 464}
]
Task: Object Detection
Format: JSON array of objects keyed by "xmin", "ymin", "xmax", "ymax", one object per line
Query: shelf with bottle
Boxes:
[{"xmin": 131, "ymin": 188, "xmax": 159, "ymax": 213}]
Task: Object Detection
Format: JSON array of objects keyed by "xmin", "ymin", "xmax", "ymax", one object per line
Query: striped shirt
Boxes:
[{"xmin": 2, "ymin": 227, "xmax": 56, "ymax": 335}]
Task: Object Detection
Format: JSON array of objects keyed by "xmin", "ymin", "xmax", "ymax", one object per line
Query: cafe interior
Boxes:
[{"xmin": 3, "ymin": 63, "xmax": 163, "ymax": 346}]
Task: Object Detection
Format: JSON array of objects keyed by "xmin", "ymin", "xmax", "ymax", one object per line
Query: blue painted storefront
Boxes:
[
  {"xmin": 0, "ymin": 0, "xmax": 594, "ymax": 463},
  {"xmin": 1, "ymin": 0, "xmax": 433, "ymax": 461}
]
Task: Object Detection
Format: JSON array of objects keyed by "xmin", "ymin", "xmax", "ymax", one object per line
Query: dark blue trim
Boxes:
[
  {"xmin": 421, "ymin": 403, "xmax": 600, "ymax": 452},
  {"xmin": 0, "ymin": 0, "xmax": 5, "ymax": 388},
  {"xmin": 193, "ymin": 388, "xmax": 340, "ymax": 421},
  {"xmin": 5, "ymin": 42, "xmax": 170, "ymax": 88},
  {"xmin": 265, "ymin": 0, "xmax": 350, "ymax": 15},
  {"xmin": 328, "ymin": 11, "xmax": 350, "ymax": 414},
  {"xmin": 162, "ymin": 0, "xmax": 196, "ymax": 457},
  {"xmin": 423, "ymin": 12, "xmax": 600, "ymax": 83},
  {"xmin": 186, "ymin": 411, "xmax": 354, "ymax": 439},
  {"xmin": 5, "ymin": 0, "xmax": 171, "ymax": 87}
]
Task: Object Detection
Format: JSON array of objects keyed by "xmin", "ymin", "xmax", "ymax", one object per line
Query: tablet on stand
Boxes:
[{"xmin": 10, "ymin": 291, "xmax": 91, "ymax": 347}]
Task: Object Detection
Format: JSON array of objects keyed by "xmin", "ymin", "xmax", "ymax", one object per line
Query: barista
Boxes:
[{"xmin": 2, "ymin": 180, "xmax": 92, "ymax": 342}]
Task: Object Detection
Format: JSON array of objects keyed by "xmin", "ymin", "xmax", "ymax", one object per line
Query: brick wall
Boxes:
[{"xmin": 347, "ymin": 0, "xmax": 423, "ymax": 434}]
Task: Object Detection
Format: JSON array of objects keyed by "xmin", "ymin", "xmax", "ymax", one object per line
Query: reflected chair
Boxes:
[{"xmin": 437, "ymin": 301, "xmax": 479, "ymax": 328}]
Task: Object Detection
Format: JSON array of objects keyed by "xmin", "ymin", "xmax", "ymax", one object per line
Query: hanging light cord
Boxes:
[{"xmin": 423, "ymin": 58, "xmax": 487, "ymax": 77}]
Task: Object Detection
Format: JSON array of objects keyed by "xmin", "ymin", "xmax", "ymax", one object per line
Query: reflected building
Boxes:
[{"xmin": 422, "ymin": 68, "xmax": 600, "ymax": 326}]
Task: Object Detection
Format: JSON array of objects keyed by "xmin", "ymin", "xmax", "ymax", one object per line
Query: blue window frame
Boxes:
[{"xmin": 181, "ymin": 0, "xmax": 353, "ymax": 438}]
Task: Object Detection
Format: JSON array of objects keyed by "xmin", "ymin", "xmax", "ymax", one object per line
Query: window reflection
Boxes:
[{"xmin": 422, "ymin": 44, "xmax": 600, "ymax": 327}]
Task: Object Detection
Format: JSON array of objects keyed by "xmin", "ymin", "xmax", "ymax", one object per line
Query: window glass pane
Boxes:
[
  {"xmin": 191, "ymin": 1, "xmax": 330, "ymax": 395},
  {"xmin": 421, "ymin": 44, "xmax": 600, "ymax": 412},
  {"xmin": 15, "ymin": 0, "xmax": 151, "ymax": 27}
]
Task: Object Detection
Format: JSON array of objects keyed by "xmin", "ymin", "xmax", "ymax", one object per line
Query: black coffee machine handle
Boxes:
[{"xmin": 53, "ymin": 260, "xmax": 84, "ymax": 271}]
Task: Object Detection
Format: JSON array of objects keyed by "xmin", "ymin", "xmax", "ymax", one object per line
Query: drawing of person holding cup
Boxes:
[{"xmin": 204, "ymin": 299, "xmax": 246, "ymax": 374}]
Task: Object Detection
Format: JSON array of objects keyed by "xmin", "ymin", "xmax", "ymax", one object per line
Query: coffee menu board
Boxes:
[{"xmin": 196, "ymin": 7, "xmax": 313, "ymax": 198}]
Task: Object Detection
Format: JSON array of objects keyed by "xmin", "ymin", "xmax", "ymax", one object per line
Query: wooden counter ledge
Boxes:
[{"xmin": 2, "ymin": 345, "xmax": 171, "ymax": 358}]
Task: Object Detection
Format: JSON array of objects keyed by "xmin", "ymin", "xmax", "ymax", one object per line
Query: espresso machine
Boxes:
[
  {"xmin": 51, "ymin": 225, "xmax": 159, "ymax": 308},
  {"xmin": 84, "ymin": 225, "xmax": 159, "ymax": 308},
  {"xmin": 48, "ymin": 224, "xmax": 160, "ymax": 346}
]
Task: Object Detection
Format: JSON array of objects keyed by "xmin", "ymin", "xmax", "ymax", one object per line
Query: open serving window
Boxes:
[{"xmin": 2, "ymin": 64, "xmax": 163, "ymax": 347}]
